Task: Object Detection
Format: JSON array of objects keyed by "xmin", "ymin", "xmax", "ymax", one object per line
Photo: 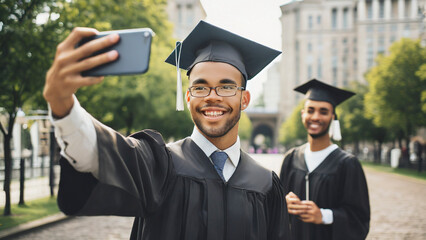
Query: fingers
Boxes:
[
  {"xmin": 61, "ymin": 27, "xmax": 99, "ymax": 50},
  {"xmin": 61, "ymin": 50, "xmax": 118, "ymax": 76},
  {"xmin": 44, "ymin": 27, "xmax": 120, "ymax": 117},
  {"xmin": 295, "ymin": 201, "xmax": 323, "ymax": 224},
  {"xmin": 69, "ymin": 33, "xmax": 120, "ymax": 63}
]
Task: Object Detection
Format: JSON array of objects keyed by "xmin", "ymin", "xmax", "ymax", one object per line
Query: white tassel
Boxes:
[
  {"xmin": 175, "ymin": 42, "xmax": 184, "ymax": 111},
  {"xmin": 329, "ymin": 119, "xmax": 342, "ymax": 141}
]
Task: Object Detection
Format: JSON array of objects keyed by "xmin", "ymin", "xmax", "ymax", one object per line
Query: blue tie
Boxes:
[{"xmin": 210, "ymin": 151, "xmax": 228, "ymax": 180}]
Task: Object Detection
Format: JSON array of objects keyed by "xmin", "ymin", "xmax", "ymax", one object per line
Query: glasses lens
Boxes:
[
  {"xmin": 191, "ymin": 86, "xmax": 209, "ymax": 97},
  {"xmin": 217, "ymin": 85, "xmax": 237, "ymax": 96}
]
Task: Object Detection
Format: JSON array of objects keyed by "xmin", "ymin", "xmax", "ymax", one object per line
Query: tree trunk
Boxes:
[
  {"xmin": 354, "ymin": 141, "xmax": 360, "ymax": 158},
  {"xmin": 49, "ymin": 127, "xmax": 56, "ymax": 196},
  {"xmin": 19, "ymin": 157, "xmax": 26, "ymax": 205},
  {"xmin": 3, "ymin": 133, "xmax": 12, "ymax": 216},
  {"xmin": 377, "ymin": 141, "xmax": 383, "ymax": 164}
]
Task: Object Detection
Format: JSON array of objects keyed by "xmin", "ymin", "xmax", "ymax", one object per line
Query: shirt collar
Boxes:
[{"xmin": 190, "ymin": 127, "xmax": 240, "ymax": 167}]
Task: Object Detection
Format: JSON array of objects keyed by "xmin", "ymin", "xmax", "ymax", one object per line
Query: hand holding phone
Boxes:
[{"xmin": 77, "ymin": 28, "xmax": 154, "ymax": 76}]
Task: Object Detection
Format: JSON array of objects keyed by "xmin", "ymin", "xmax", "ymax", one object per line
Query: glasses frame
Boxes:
[{"xmin": 188, "ymin": 85, "xmax": 245, "ymax": 98}]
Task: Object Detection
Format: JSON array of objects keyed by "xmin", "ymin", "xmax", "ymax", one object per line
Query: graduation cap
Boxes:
[
  {"xmin": 294, "ymin": 79, "xmax": 355, "ymax": 141},
  {"xmin": 165, "ymin": 20, "xmax": 281, "ymax": 111}
]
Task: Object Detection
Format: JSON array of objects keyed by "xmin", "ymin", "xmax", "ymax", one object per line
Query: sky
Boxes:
[{"xmin": 200, "ymin": 0, "xmax": 293, "ymax": 102}]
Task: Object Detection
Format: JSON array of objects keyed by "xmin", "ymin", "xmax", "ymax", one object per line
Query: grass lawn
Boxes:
[
  {"xmin": 361, "ymin": 161, "xmax": 426, "ymax": 181},
  {"xmin": 0, "ymin": 196, "xmax": 60, "ymax": 231}
]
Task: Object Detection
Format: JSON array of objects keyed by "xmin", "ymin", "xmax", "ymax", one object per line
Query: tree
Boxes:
[
  {"xmin": 365, "ymin": 38, "xmax": 426, "ymax": 166},
  {"xmin": 279, "ymin": 100, "xmax": 306, "ymax": 148},
  {"xmin": 416, "ymin": 64, "xmax": 426, "ymax": 114},
  {"xmin": 57, "ymin": 0, "xmax": 193, "ymax": 139},
  {"xmin": 0, "ymin": 0, "xmax": 61, "ymax": 216},
  {"xmin": 238, "ymin": 111, "xmax": 252, "ymax": 141},
  {"xmin": 339, "ymin": 81, "xmax": 389, "ymax": 162}
]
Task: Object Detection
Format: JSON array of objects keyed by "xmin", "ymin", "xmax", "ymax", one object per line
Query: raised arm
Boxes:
[{"xmin": 43, "ymin": 27, "xmax": 119, "ymax": 117}]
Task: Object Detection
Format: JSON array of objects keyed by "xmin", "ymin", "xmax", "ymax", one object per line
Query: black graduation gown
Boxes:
[
  {"xmin": 57, "ymin": 120, "xmax": 291, "ymax": 240},
  {"xmin": 279, "ymin": 144, "xmax": 370, "ymax": 240}
]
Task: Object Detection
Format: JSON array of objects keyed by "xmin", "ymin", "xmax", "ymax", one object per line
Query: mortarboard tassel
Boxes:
[
  {"xmin": 175, "ymin": 41, "xmax": 184, "ymax": 111},
  {"xmin": 329, "ymin": 114, "xmax": 342, "ymax": 141}
]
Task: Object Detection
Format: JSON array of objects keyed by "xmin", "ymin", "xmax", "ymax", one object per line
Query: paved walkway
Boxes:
[{"xmin": 2, "ymin": 154, "xmax": 426, "ymax": 239}]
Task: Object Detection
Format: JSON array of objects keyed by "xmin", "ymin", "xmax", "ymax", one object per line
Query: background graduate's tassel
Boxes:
[
  {"xmin": 329, "ymin": 114, "xmax": 342, "ymax": 141},
  {"xmin": 175, "ymin": 41, "xmax": 184, "ymax": 111}
]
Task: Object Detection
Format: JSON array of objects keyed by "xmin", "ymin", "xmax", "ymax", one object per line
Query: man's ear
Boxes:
[
  {"xmin": 241, "ymin": 90, "xmax": 251, "ymax": 110},
  {"xmin": 186, "ymin": 90, "xmax": 191, "ymax": 108}
]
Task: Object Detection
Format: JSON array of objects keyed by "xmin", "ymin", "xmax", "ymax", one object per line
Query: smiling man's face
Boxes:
[
  {"xmin": 186, "ymin": 61, "xmax": 250, "ymax": 143},
  {"xmin": 301, "ymin": 99, "xmax": 334, "ymax": 139}
]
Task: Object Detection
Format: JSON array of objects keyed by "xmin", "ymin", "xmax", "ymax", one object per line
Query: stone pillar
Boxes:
[
  {"xmin": 385, "ymin": 0, "xmax": 392, "ymax": 19},
  {"xmin": 372, "ymin": 0, "xmax": 379, "ymax": 19},
  {"xmin": 411, "ymin": 0, "xmax": 419, "ymax": 18},
  {"xmin": 358, "ymin": 0, "xmax": 366, "ymax": 20},
  {"xmin": 398, "ymin": 0, "xmax": 405, "ymax": 19}
]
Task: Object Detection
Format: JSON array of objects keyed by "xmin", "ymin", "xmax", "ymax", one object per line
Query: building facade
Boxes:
[
  {"xmin": 166, "ymin": 0, "xmax": 206, "ymax": 40},
  {"xmin": 279, "ymin": 0, "xmax": 425, "ymax": 118}
]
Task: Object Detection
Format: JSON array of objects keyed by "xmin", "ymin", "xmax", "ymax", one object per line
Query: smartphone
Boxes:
[{"xmin": 77, "ymin": 28, "xmax": 154, "ymax": 76}]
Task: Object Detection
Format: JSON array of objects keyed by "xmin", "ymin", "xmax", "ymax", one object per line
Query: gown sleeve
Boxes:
[
  {"xmin": 57, "ymin": 118, "xmax": 175, "ymax": 218},
  {"xmin": 267, "ymin": 172, "xmax": 292, "ymax": 240},
  {"xmin": 332, "ymin": 155, "xmax": 370, "ymax": 240}
]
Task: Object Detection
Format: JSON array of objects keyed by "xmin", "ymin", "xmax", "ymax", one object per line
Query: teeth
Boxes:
[{"xmin": 205, "ymin": 111, "xmax": 224, "ymax": 117}]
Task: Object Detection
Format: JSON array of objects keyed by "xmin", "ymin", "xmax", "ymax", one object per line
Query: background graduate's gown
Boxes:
[
  {"xmin": 57, "ymin": 120, "xmax": 290, "ymax": 240},
  {"xmin": 280, "ymin": 144, "xmax": 370, "ymax": 240}
]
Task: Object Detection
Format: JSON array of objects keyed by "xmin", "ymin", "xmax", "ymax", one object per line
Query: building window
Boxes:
[
  {"xmin": 186, "ymin": 4, "xmax": 194, "ymax": 25},
  {"xmin": 177, "ymin": 4, "xmax": 182, "ymax": 24},
  {"xmin": 317, "ymin": 15, "xmax": 321, "ymax": 25},
  {"xmin": 379, "ymin": 0, "xmax": 385, "ymax": 18},
  {"xmin": 332, "ymin": 67, "xmax": 338, "ymax": 86},
  {"xmin": 317, "ymin": 58, "xmax": 322, "ymax": 79},
  {"xmin": 308, "ymin": 42, "xmax": 312, "ymax": 52},
  {"xmin": 343, "ymin": 8, "xmax": 349, "ymax": 29},
  {"xmin": 378, "ymin": 36, "xmax": 385, "ymax": 55},
  {"xmin": 332, "ymin": 8, "xmax": 338, "ymax": 29},
  {"xmin": 367, "ymin": 37, "xmax": 374, "ymax": 68},
  {"xmin": 309, "ymin": 15, "xmax": 313, "ymax": 29},
  {"xmin": 308, "ymin": 65, "xmax": 312, "ymax": 79},
  {"xmin": 367, "ymin": 2, "xmax": 373, "ymax": 19},
  {"xmin": 403, "ymin": 23, "xmax": 410, "ymax": 37},
  {"xmin": 295, "ymin": 10, "xmax": 300, "ymax": 31},
  {"xmin": 405, "ymin": 0, "xmax": 410, "ymax": 18}
]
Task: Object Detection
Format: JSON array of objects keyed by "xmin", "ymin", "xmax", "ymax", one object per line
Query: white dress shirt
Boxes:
[
  {"xmin": 304, "ymin": 143, "xmax": 338, "ymax": 225},
  {"xmin": 190, "ymin": 127, "xmax": 239, "ymax": 181},
  {"xmin": 49, "ymin": 95, "xmax": 239, "ymax": 181}
]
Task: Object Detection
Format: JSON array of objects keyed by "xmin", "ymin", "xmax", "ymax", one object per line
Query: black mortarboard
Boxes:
[
  {"xmin": 294, "ymin": 79, "xmax": 355, "ymax": 141},
  {"xmin": 165, "ymin": 20, "xmax": 281, "ymax": 111},
  {"xmin": 294, "ymin": 79, "xmax": 355, "ymax": 108}
]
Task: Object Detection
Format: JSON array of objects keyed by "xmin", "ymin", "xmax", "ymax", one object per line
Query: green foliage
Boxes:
[
  {"xmin": 0, "ymin": 0, "xmax": 62, "ymax": 216},
  {"xmin": 238, "ymin": 111, "xmax": 252, "ymax": 140},
  {"xmin": 56, "ymin": 0, "xmax": 193, "ymax": 139},
  {"xmin": 340, "ymin": 81, "xmax": 389, "ymax": 144},
  {"xmin": 416, "ymin": 63, "xmax": 426, "ymax": 114},
  {"xmin": 0, "ymin": 0, "xmax": 60, "ymax": 113},
  {"xmin": 365, "ymin": 38, "xmax": 426, "ymax": 139},
  {"xmin": 279, "ymin": 100, "xmax": 306, "ymax": 147}
]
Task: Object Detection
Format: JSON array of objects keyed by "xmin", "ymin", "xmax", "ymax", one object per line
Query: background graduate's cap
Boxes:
[
  {"xmin": 294, "ymin": 79, "xmax": 355, "ymax": 107},
  {"xmin": 294, "ymin": 79, "xmax": 355, "ymax": 141},
  {"xmin": 165, "ymin": 20, "xmax": 281, "ymax": 111}
]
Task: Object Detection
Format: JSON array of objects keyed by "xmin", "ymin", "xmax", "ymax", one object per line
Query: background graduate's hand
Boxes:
[
  {"xmin": 43, "ymin": 27, "xmax": 119, "ymax": 118},
  {"xmin": 285, "ymin": 192, "xmax": 308, "ymax": 216},
  {"xmin": 297, "ymin": 200, "xmax": 323, "ymax": 224}
]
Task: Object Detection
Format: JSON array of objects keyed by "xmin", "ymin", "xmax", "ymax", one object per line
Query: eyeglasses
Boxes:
[{"xmin": 188, "ymin": 85, "xmax": 245, "ymax": 97}]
